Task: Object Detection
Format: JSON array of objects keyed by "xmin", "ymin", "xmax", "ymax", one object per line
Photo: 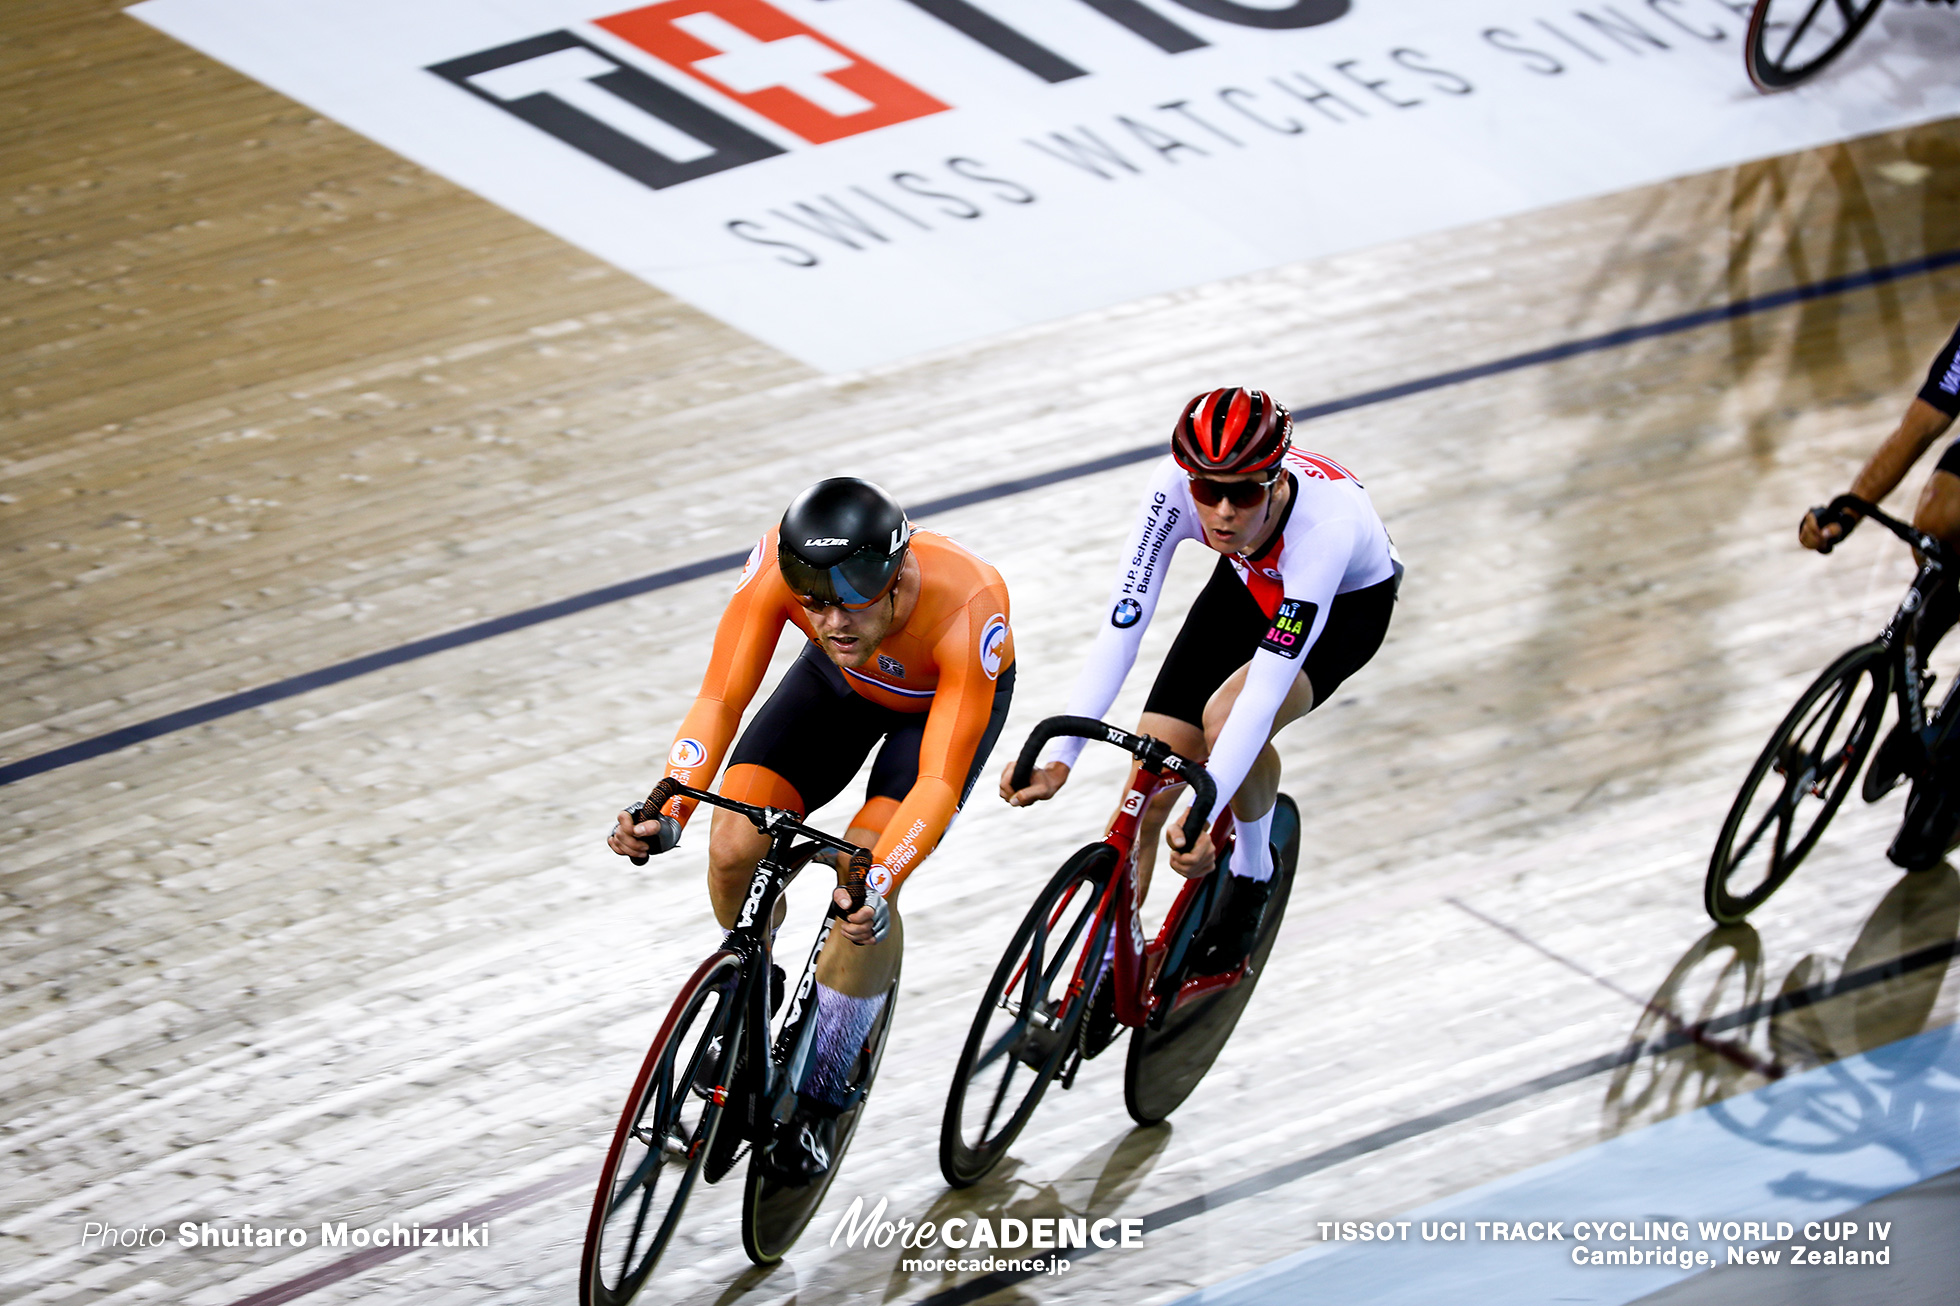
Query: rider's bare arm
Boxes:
[
  {"xmin": 1801, "ymin": 400, "xmax": 1957, "ymax": 550},
  {"xmin": 608, "ymin": 535, "xmax": 790, "ymax": 856}
]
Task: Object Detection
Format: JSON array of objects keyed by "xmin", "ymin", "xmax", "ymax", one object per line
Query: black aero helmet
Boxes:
[{"xmin": 777, "ymin": 477, "xmax": 910, "ymax": 609}]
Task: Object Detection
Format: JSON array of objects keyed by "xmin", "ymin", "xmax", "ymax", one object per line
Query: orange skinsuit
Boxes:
[{"xmin": 660, "ymin": 527, "xmax": 1013, "ymax": 887}]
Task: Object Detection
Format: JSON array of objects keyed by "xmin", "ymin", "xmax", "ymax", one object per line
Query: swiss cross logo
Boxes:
[
  {"xmin": 430, "ymin": 0, "xmax": 1356, "ymax": 194},
  {"xmin": 596, "ymin": 0, "xmax": 948, "ymax": 144}
]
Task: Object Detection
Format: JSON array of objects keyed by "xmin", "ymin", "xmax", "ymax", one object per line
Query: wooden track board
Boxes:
[{"xmin": 4, "ymin": 4, "xmax": 1960, "ymax": 1304}]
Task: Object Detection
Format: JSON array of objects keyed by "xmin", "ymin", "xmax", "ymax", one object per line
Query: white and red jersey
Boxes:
[{"xmin": 1051, "ymin": 449, "xmax": 1395, "ymax": 818}]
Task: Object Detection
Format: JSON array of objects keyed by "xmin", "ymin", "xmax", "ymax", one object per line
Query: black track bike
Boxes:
[
  {"xmin": 1745, "ymin": 0, "xmax": 1887, "ymax": 91},
  {"xmin": 579, "ymin": 778, "xmax": 898, "ymax": 1304},
  {"xmin": 1706, "ymin": 495, "xmax": 1957, "ymax": 925}
]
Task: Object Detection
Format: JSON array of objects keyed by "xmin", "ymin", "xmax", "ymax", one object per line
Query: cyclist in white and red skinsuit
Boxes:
[{"xmin": 1004, "ymin": 387, "xmax": 1400, "ymax": 972}]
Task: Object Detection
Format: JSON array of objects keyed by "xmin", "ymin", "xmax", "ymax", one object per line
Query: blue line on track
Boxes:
[{"xmin": 7, "ymin": 247, "xmax": 1960, "ymax": 787}]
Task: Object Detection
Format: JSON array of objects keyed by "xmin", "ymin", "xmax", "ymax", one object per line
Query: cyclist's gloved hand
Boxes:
[
  {"xmin": 610, "ymin": 802, "xmax": 681, "ymax": 865},
  {"xmin": 1802, "ymin": 501, "xmax": 1860, "ymax": 553},
  {"xmin": 832, "ymin": 883, "xmax": 892, "ymax": 946}
]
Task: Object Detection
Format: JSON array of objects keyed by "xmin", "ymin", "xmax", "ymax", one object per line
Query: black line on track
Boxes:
[{"xmin": 8, "ymin": 246, "xmax": 1960, "ymax": 788}]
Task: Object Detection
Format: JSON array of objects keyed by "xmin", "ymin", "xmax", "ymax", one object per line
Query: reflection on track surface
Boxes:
[{"xmin": 1180, "ymin": 870, "xmax": 1960, "ymax": 1306}]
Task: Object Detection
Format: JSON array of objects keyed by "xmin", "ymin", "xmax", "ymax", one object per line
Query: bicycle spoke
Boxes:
[
  {"xmin": 1730, "ymin": 774, "xmax": 1801, "ymax": 868},
  {"xmin": 977, "ymin": 1053, "xmax": 1021, "ymax": 1141},
  {"xmin": 1776, "ymin": 0, "xmax": 1829, "ymax": 64},
  {"xmin": 971, "ymin": 1017, "xmax": 1028, "ymax": 1075},
  {"xmin": 617, "ymin": 1166, "xmax": 658, "ymax": 1282}
]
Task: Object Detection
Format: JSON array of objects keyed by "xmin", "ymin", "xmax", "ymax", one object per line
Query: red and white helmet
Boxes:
[{"xmin": 1171, "ymin": 387, "xmax": 1292, "ymax": 476}]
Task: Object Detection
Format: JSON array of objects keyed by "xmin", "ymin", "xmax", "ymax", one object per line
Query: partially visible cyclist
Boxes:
[
  {"xmin": 1800, "ymin": 317, "xmax": 1960, "ymax": 792},
  {"xmin": 609, "ymin": 477, "xmax": 1014, "ymax": 1178},
  {"xmin": 1004, "ymin": 387, "xmax": 1399, "ymax": 977}
]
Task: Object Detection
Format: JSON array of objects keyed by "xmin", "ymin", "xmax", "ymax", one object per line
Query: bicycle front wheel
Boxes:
[
  {"xmin": 938, "ymin": 842, "xmax": 1116, "ymax": 1188},
  {"xmin": 1706, "ymin": 643, "xmax": 1888, "ymax": 924},
  {"xmin": 741, "ymin": 970, "xmax": 900, "ymax": 1265},
  {"xmin": 1125, "ymin": 794, "xmax": 1299, "ymax": 1126},
  {"xmin": 580, "ymin": 951, "xmax": 743, "ymax": 1306},
  {"xmin": 1745, "ymin": 0, "xmax": 1885, "ymax": 92}
]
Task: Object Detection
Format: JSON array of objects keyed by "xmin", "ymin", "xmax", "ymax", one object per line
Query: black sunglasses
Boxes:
[{"xmin": 1187, "ymin": 471, "xmax": 1279, "ymax": 508}]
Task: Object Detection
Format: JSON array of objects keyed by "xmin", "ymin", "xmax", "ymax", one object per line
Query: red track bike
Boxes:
[{"xmin": 938, "ymin": 715, "xmax": 1300, "ymax": 1187}]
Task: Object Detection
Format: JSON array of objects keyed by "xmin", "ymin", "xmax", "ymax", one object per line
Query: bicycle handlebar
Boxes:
[
  {"xmin": 1011, "ymin": 714, "xmax": 1217, "ymax": 851},
  {"xmin": 634, "ymin": 778, "xmax": 871, "ymax": 915},
  {"xmin": 1817, "ymin": 494, "xmax": 1948, "ymax": 566}
]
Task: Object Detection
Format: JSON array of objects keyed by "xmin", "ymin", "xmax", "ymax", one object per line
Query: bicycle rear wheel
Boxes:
[
  {"xmin": 938, "ymin": 842, "xmax": 1116, "ymax": 1188},
  {"xmin": 1124, "ymin": 794, "xmax": 1299, "ymax": 1126},
  {"xmin": 1745, "ymin": 0, "xmax": 1885, "ymax": 92},
  {"xmin": 1706, "ymin": 643, "xmax": 1888, "ymax": 924},
  {"xmin": 580, "ymin": 952, "xmax": 743, "ymax": 1306},
  {"xmin": 740, "ymin": 971, "xmax": 900, "ymax": 1264}
]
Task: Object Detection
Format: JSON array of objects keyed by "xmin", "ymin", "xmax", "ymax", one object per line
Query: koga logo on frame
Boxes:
[{"xmin": 428, "ymin": 0, "xmax": 1355, "ymax": 193}]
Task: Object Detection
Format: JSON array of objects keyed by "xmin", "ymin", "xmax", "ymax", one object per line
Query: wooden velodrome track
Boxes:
[{"xmin": 6, "ymin": 3, "xmax": 1960, "ymax": 1303}]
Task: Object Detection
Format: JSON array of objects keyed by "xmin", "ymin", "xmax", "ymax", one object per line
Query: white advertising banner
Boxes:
[{"xmin": 130, "ymin": 0, "xmax": 1960, "ymax": 372}]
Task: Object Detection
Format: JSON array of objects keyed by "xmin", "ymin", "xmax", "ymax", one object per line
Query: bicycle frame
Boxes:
[
  {"xmin": 630, "ymin": 779, "xmax": 872, "ymax": 1140},
  {"xmin": 1009, "ymin": 716, "xmax": 1238, "ymax": 1037},
  {"xmin": 1827, "ymin": 495, "xmax": 1953, "ymax": 745},
  {"xmin": 1100, "ymin": 762, "xmax": 1244, "ymax": 1028}
]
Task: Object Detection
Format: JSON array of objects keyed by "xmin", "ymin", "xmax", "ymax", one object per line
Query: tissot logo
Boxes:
[
  {"xmin": 428, "ymin": 0, "xmax": 1355, "ymax": 193},
  {"xmin": 596, "ymin": 0, "xmax": 947, "ymax": 144}
]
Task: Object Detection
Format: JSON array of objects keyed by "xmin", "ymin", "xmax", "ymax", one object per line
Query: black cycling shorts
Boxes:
[
  {"xmin": 728, "ymin": 641, "xmax": 1014, "ymax": 816},
  {"xmin": 1936, "ymin": 438, "xmax": 1960, "ymax": 480},
  {"xmin": 1142, "ymin": 554, "xmax": 1396, "ymax": 730},
  {"xmin": 1919, "ymin": 318, "xmax": 1960, "ymax": 418}
]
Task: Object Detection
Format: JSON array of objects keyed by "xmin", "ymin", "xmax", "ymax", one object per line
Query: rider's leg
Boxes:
[
  {"xmin": 1911, "ymin": 465, "xmax": 1960, "ymax": 661},
  {"xmin": 706, "ymin": 767, "xmax": 801, "ymax": 927},
  {"xmin": 1200, "ymin": 664, "xmax": 1317, "ymax": 879},
  {"xmin": 1123, "ymin": 711, "xmax": 1207, "ymax": 903},
  {"xmin": 815, "ymin": 795, "xmax": 903, "ymax": 999}
]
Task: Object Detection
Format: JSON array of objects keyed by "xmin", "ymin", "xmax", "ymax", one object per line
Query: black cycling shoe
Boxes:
[
  {"xmin": 767, "ymin": 1106, "xmax": 838, "ymax": 1185},
  {"xmin": 1190, "ymin": 868, "xmax": 1275, "ymax": 976}
]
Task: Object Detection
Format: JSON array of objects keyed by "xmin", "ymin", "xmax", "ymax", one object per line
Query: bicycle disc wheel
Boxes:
[
  {"xmin": 579, "ymin": 952, "xmax": 742, "ymax": 1306},
  {"xmin": 1745, "ymin": 0, "xmax": 1885, "ymax": 92},
  {"xmin": 938, "ymin": 842, "xmax": 1116, "ymax": 1188},
  {"xmin": 1125, "ymin": 794, "xmax": 1299, "ymax": 1126},
  {"xmin": 740, "ymin": 970, "xmax": 900, "ymax": 1265},
  {"xmin": 1706, "ymin": 643, "xmax": 1888, "ymax": 925}
]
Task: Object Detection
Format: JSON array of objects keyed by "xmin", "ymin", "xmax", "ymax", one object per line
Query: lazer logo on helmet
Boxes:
[{"xmin": 805, "ymin": 537, "xmax": 850, "ymax": 547}]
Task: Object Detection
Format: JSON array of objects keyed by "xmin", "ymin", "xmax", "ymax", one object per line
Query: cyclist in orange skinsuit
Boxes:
[
  {"xmin": 609, "ymin": 477, "xmax": 1013, "ymax": 1179},
  {"xmin": 658, "ymin": 522, "xmax": 1012, "ymax": 888}
]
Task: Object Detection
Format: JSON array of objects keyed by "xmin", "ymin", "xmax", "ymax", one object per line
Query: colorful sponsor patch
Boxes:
[
  {"xmin": 1111, "ymin": 597, "xmax": 1142, "ymax": 628},
  {"xmin": 866, "ymin": 862, "xmax": 893, "ymax": 896},
  {"xmin": 877, "ymin": 653, "xmax": 905, "ymax": 678},
  {"xmin": 979, "ymin": 613, "xmax": 1009, "ymax": 680},
  {"xmin": 670, "ymin": 737, "xmax": 708, "ymax": 767},
  {"xmin": 1260, "ymin": 598, "xmax": 1315, "ymax": 660},
  {"xmin": 734, "ymin": 536, "xmax": 765, "ymax": 591}
]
